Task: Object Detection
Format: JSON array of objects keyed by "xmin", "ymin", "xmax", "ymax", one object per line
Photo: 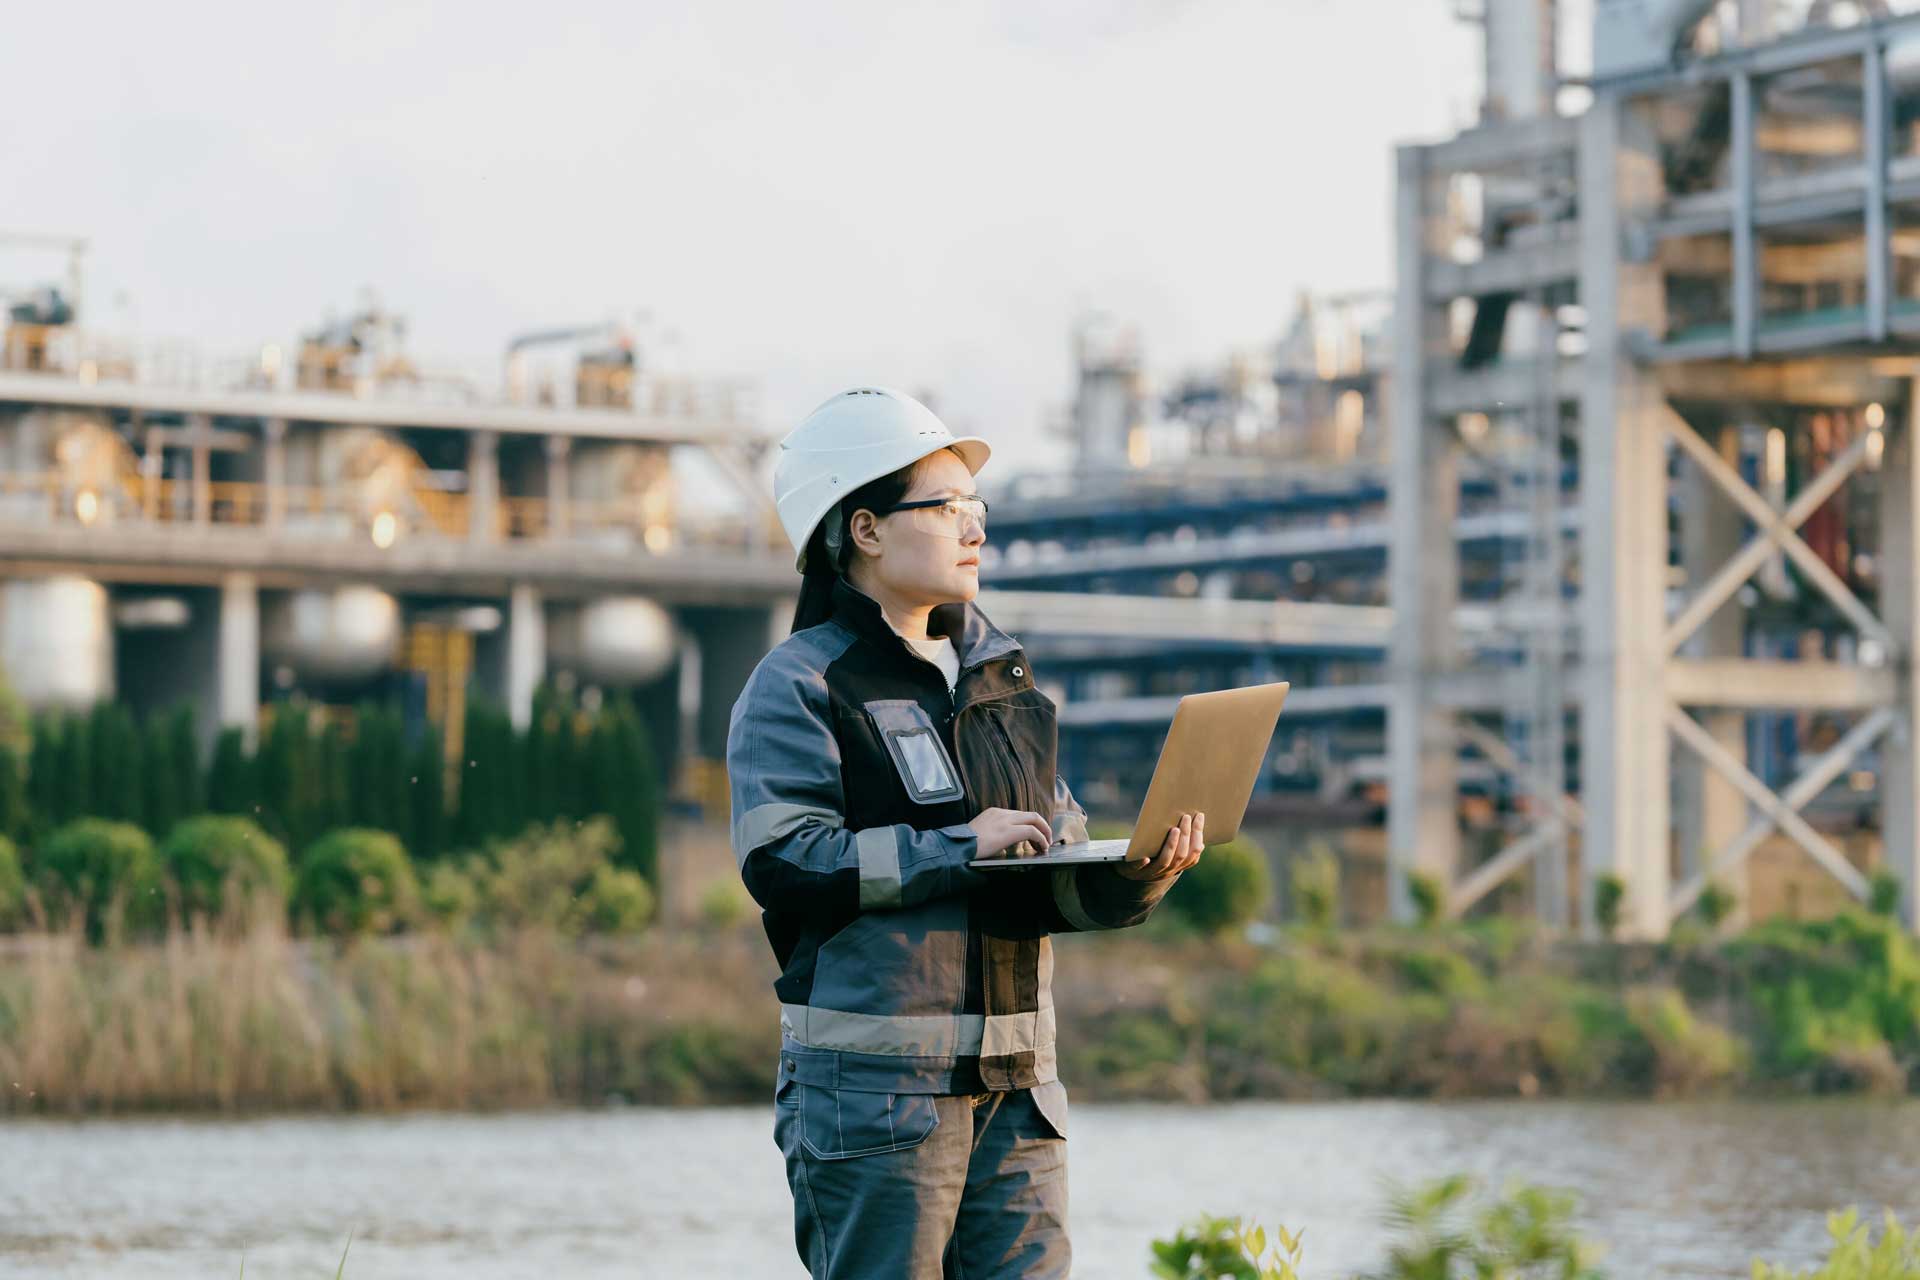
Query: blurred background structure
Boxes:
[
  {"xmin": 6, "ymin": 0, "xmax": 1920, "ymax": 938},
  {"xmin": 0, "ymin": 268, "xmax": 794, "ymax": 838}
]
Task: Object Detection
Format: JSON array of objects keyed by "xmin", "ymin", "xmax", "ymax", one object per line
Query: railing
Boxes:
[{"xmin": 0, "ymin": 470, "xmax": 781, "ymax": 555}]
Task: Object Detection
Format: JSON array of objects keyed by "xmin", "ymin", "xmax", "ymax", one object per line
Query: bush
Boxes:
[
  {"xmin": 37, "ymin": 817, "xmax": 163, "ymax": 940},
  {"xmin": 1869, "ymin": 871, "xmax": 1904, "ymax": 920},
  {"xmin": 295, "ymin": 828, "xmax": 419, "ymax": 936},
  {"xmin": 1593, "ymin": 873, "xmax": 1626, "ymax": 938},
  {"xmin": 158, "ymin": 815, "xmax": 291, "ymax": 920},
  {"xmin": 0, "ymin": 834, "xmax": 25, "ymax": 929},
  {"xmin": 1165, "ymin": 837, "xmax": 1270, "ymax": 937},
  {"xmin": 1754, "ymin": 1209, "xmax": 1920, "ymax": 1279},
  {"xmin": 1289, "ymin": 846, "xmax": 1340, "ymax": 929},
  {"xmin": 1406, "ymin": 871, "xmax": 1446, "ymax": 928},
  {"xmin": 1151, "ymin": 1215, "xmax": 1302, "ymax": 1279},
  {"xmin": 698, "ymin": 877, "xmax": 752, "ymax": 931},
  {"xmin": 475, "ymin": 817, "xmax": 654, "ymax": 937},
  {"xmin": 584, "ymin": 865, "xmax": 654, "ymax": 934},
  {"xmin": 421, "ymin": 861, "xmax": 483, "ymax": 932},
  {"xmin": 1368, "ymin": 1175, "xmax": 1603, "ymax": 1280}
]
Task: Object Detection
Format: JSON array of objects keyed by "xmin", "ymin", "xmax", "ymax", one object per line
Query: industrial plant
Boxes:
[{"xmin": 4, "ymin": 0, "xmax": 1920, "ymax": 938}]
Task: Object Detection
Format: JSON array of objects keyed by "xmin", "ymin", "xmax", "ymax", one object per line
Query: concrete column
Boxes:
[
  {"xmin": 190, "ymin": 413, "xmax": 213, "ymax": 526},
  {"xmin": 1387, "ymin": 142, "xmax": 1461, "ymax": 921},
  {"xmin": 1579, "ymin": 96, "xmax": 1673, "ymax": 938},
  {"xmin": 264, "ymin": 417, "xmax": 288, "ymax": 529},
  {"xmin": 468, "ymin": 429, "xmax": 500, "ymax": 544},
  {"xmin": 506, "ymin": 583, "xmax": 544, "ymax": 731},
  {"xmin": 218, "ymin": 572, "xmax": 260, "ymax": 749},
  {"xmin": 1879, "ymin": 391, "xmax": 1920, "ymax": 931},
  {"xmin": 544, "ymin": 434, "xmax": 571, "ymax": 539},
  {"xmin": 1674, "ymin": 424, "xmax": 1750, "ymax": 920}
]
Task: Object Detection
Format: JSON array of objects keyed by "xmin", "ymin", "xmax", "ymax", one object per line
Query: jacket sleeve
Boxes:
[
  {"xmin": 1038, "ymin": 773, "xmax": 1180, "ymax": 933},
  {"xmin": 727, "ymin": 642, "xmax": 981, "ymax": 915}
]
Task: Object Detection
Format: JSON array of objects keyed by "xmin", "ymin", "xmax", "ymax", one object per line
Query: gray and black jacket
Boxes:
[{"xmin": 727, "ymin": 577, "xmax": 1175, "ymax": 1100}]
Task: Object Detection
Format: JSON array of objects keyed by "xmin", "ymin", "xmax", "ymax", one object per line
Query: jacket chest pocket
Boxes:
[
  {"xmin": 861, "ymin": 700, "xmax": 964, "ymax": 806},
  {"xmin": 956, "ymin": 695, "xmax": 1058, "ymax": 818}
]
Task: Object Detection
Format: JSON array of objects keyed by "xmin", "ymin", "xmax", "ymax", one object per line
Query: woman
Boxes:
[{"xmin": 727, "ymin": 386, "xmax": 1205, "ymax": 1279}]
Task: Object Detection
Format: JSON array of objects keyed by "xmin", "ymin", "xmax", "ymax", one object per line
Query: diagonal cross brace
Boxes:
[
  {"xmin": 1669, "ymin": 707, "xmax": 1891, "ymax": 916},
  {"xmin": 1666, "ymin": 704, "xmax": 1872, "ymax": 906},
  {"xmin": 1449, "ymin": 819, "xmax": 1567, "ymax": 918},
  {"xmin": 1456, "ymin": 720, "xmax": 1585, "ymax": 829},
  {"xmin": 1661, "ymin": 408, "xmax": 1891, "ymax": 652},
  {"xmin": 1665, "ymin": 428, "xmax": 1874, "ymax": 654}
]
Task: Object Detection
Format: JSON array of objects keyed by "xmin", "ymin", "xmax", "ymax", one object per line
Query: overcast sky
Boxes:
[{"xmin": 6, "ymin": 0, "xmax": 1479, "ymax": 475}]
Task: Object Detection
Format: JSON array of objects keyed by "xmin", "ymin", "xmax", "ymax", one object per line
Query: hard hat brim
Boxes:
[{"xmin": 790, "ymin": 434, "xmax": 993, "ymax": 573}]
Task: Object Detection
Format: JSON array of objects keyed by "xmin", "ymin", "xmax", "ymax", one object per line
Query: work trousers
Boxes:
[{"xmin": 774, "ymin": 1083, "xmax": 1070, "ymax": 1279}]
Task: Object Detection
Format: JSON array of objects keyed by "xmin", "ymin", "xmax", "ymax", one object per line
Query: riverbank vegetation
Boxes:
[
  {"xmin": 5, "ymin": 887, "xmax": 1920, "ymax": 1113},
  {"xmin": 1153, "ymin": 1178, "xmax": 1918, "ymax": 1279}
]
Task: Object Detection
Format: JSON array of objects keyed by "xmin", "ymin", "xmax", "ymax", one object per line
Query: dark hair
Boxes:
[{"xmin": 789, "ymin": 455, "xmax": 931, "ymax": 633}]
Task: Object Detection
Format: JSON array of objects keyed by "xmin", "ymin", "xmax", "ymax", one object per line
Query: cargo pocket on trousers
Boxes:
[{"xmin": 796, "ymin": 1085, "xmax": 941, "ymax": 1160}]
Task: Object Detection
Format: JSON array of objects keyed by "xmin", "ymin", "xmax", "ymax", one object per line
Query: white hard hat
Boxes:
[{"xmin": 774, "ymin": 386, "xmax": 991, "ymax": 571}]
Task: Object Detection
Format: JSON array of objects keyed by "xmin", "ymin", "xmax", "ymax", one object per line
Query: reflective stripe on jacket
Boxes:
[{"xmin": 727, "ymin": 577, "xmax": 1176, "ymax": 1096}]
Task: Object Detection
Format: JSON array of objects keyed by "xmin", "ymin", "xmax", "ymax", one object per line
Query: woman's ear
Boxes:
[{"xmin": 847, "ymin": 508, "xmax": 885, "ymax": 560}]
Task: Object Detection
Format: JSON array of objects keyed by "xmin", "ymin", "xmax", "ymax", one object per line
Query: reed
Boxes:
[{"xmin": 0, "ymin": 901, "xmax": 777, "ymax": 1115}]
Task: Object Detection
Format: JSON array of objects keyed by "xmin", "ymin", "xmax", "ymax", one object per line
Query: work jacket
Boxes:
[{"xmin": 727, "ymin": 578, "xmax": 1176, "ymax": 1113}]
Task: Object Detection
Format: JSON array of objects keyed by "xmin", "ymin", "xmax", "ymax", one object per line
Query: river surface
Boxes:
[{"xmin": 4, "ymin": 1099, "xmax": 1918, "ymax": 1278}]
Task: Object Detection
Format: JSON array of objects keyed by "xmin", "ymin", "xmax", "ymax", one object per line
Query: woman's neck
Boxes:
[{"xmin": 849, "ymin": 574, "xmax": 935, "ymax": 642}]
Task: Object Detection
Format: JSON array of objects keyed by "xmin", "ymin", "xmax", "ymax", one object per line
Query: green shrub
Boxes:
[
  {"xmin": 583, "ymin": 865, "xmax": 654, "ymax": 934},
  {"xmin": 157, "ymin": 815, "xmax": 291, "ymax": 920},
  {"xmin": 1869, "ymin": 871, "xmax": 1904, "ymax": 920},
  {"xmin": 1165, "ymin": 837, "xmax": 1270, "ymax": 937},
  {"xmin": 1754, "ymin": 1209, "xmax": 1920, "ymax": 1279},
  {"xmin": 1593, "ymin": 873, "xmax": 1626, "ymax": 938},
  {"xmin": 1407, "ymin": 871, "xmax": 1446, "ymax": 927},
  {"xmin": 475, "ymin": 817, "xmax": 653, "ymax": 937},
  {"xmin": 1696, "ymin": 880, "xmax": 1737, "ymax": 930},
  {"xmin": 698, "ymin": 877, "xmax": 752, "ymax": 931},
  {"xmin": 421, "ymin": 861, "xmax": 482, "ymax": 932},
  {"xmin": 295, "ymin": 828, "xmax": 418, "ymax": 936},
  {"xmin": 1289, "ymin": 846, "xmax": 1340, "ymax": 929},
  {"xmin": 1368, "ymin": 1175, "xmax": 1604, "ymax": 1280},
  {"xmin": 1151, "ymin": 1215, "xmax": 1302, "ymax": 1279},
  {"xmin": 0, "ymin": 834, "xmax": 25, "ymax": 929},
  {"xmin": 37, "ymin": 817, "xmax": 163, "ymax": 940}
]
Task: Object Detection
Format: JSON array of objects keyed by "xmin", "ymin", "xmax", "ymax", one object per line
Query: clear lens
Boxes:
[{"xmin": 905, "ymin": 496, "xmax": 988, "ymax": 539}]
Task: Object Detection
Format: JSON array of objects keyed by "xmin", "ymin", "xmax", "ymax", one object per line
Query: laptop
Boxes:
[{"xmin": 970, "ymin": 681, "xmax": 1290, "ymax": 869}]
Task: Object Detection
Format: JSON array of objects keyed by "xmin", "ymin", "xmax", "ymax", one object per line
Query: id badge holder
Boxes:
[{"xmin": 863, "ymin": 700, "xmax": 965, "ymax": 806}]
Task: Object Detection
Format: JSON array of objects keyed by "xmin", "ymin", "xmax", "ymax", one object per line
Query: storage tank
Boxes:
[
  {"xmin": 262, "ymin": 586, "xmax": 401, "ymax": 682},
  {"xmin": 0, "ymin": 575, "xmax": 114, "ymax": 708},
  {"xmin": 548, "ymin": 596, "xmax": 678, "ymax": 684}
]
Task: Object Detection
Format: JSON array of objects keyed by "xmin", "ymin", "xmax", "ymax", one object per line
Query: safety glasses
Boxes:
[{"xmin": 875, "ymin": 495, "xmax": 989, "ymax": 539}]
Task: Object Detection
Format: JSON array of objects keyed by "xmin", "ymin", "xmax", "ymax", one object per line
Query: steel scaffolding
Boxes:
[{"xmin": 1390, "ymin": 14, "xmax": 1920, "ymax": 935}]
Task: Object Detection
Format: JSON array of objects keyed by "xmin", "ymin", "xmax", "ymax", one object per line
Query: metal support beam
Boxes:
[
  {"xmin": 1673, "ymin": 424, "xmax": 1747, "ymax": 903},
  {"xmin": 1667, "ymin": 657, "xmax": 1894, "ymax": 710},
  {"xmin": 1732, "ymin": 70, "xmax": 1758, "ymax": 361},
  {"xmin": 1667, "ymin": 703, "xmax": 1870, "ymax": 903},
  {"xmin": 263, "ymin": 417, "xmax": 288, "ymax": 529},
  {"xmin": 1389, "ymin": 143, "xmax": 1462, "ymax": 921},
  {"xmin": 1580, "ymin": 94, "xmax": 1673, "ymax": 939},
  {"xmin": 1663, "ymin": 406, "xmax": 1892, "ymax": 648},
  {"xmin": 217, "ymin": 571, "xmax": 259, "ymax": 749},
  {"xmin": 468, "ymin": 429, "xmax": 499, "ymax": 545},
  {"xmin": 1671, "ymin": 707, "xmax": 1892, "ymax": 917},
  {"xmin": 1881, "ymin": 388, "xmax": 1920, "ymax": 929},
  {"xmin": 189, "ymin": 413, "xmax": 213, "ymax": 527},
  {"xmin": 1664, "ymin": 425, "xmax": 1875, "ymax": 653},
  {"xmin": 544, "ymin": 433, "xmax": 571, "ymax": 539},
  {"xmin": 506, "ymin": 582, "xmax": 544, "ymax": 731},
  {"xmin": 1866, "ymin": 38, "xmax": 1891, "ymax": 343}
]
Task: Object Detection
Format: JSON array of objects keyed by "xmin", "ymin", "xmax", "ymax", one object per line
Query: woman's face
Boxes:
[{"xmin": 851, "ymin": 449, "xmax": 986, "ymax": 608}]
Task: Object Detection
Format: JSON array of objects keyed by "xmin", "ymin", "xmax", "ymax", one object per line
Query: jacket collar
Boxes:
[{"xmin": 830, "ymin": 577, "xmax": 1021, "ymax": 673}]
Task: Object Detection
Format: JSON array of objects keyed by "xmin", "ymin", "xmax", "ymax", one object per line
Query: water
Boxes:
[{"xmin": 5, "ymin": 1099, "xmax": 1919, "ymax": 1278}]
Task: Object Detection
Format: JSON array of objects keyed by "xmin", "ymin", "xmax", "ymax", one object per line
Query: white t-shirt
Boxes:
[{"xmin": 902, "ymin": 633, "xmax": 960, "ymax": 691}]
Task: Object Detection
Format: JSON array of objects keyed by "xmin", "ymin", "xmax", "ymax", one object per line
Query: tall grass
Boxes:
[{"xmin": 0, "ymin": 899, "xmax": 776, "ymax": 1114}]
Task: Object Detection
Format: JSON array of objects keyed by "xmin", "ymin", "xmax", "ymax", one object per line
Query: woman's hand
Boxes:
[
  {"xmin": 1118, "ymin": 812, "xmax": 1204, "ymax": 881},
  {"xmin": 968, "ymin": 808, "xmax": 1054, "ymax": 859}
]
